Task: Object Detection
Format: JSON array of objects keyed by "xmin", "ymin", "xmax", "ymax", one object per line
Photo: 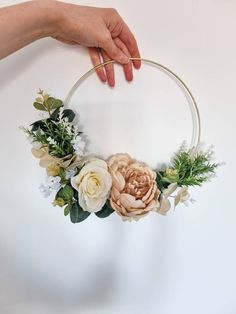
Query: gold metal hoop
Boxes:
[{"xmin": 64, "ymin": 57, "xmax": 201, "ymax": 149}]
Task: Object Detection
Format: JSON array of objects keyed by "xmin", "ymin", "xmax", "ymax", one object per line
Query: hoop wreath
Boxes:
[{"xmin": 22, "ymin": 58, "xmax": 219, "ymax": 223}]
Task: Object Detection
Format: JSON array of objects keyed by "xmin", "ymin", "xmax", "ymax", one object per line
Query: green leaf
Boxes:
[
  {"xmin": 64, "ymin": 203, "xmax": 72, "ymax": 216},
  {"xmin": 47, "ymin": 97, "xmax": 63, "ymax": 110},
  {"xmin": 31, "ymin": 120, "xmax": 44, "ymax": 131},
  {"xmin": 56, "ymin": 185, "xmax": 74, "ymax": 202},
  {"xmin": 62, "ymin": 109, "xmax": 75, "ymax": 122},
  {"xmin": 33, "ymin": 102, "xmax": 47, "ymax": 111},
  {"xmin": 70, "ymin": 203, "xmax": 90, "ymax": 223},
  {"xmin": 156, "ymin": 171, "xmax": 170, "ymax": 191},
  {"xmin": 95, "ymin": 201, "xmax": 114, "ymax": 218},
  {"xmin": 50, "ymin": 107, "xmax": 61, "ymax": 121},
  {"xmin": 54, "ymin": 99, "xmax": 63, "ymax": 108}
]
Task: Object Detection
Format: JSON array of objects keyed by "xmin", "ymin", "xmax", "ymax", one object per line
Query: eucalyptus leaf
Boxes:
[
  {"xmin": 95, "ymin": 202, "xmax": 114, "ymax": 218},
  {"xmin": 56, "ymin": 185, "xmax": 74, "ymax": 202},
  {"xmin": 47, "ymin": 97, "xmax": 63, "ymax": 110},
  {"xmin": 50, "ymin": 107, "xmax": 61, "ymax": 121},
  {"xmin": 31, "ymin": 120, "xmax": 44, "ymax": 131},
  {"xmin": 33, "ymin": 102, "xmax": 47, "ymax": 111},
  {"xmin": 70, "ymin": 203, "xmax": 90, "ymax": 223},
  {"xmin": 62, "ymin": 109, "xmax": 75, "ymax": 122},
  {"xmin": 64, "ymin": 203, "xmax": 72, "ymax": 216},
  {"xmin": 31, "ymin": 118, "xmax": 52, "ymax": 132},
  {"xmin": 54, "ymin": 99, "xmax": 63, "ymax": 108}
]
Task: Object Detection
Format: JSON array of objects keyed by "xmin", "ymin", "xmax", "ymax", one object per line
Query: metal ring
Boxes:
[{"xmin": 64, "ymin": 57, "xmax": 201, "ymax": 150}]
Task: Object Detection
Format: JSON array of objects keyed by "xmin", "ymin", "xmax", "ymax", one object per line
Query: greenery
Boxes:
[
  {"xmin": 95, "ymin": 201, "xmax": 114, "ymax": 218},
  {"xmin": 70, "ymin": 203, "xmax": 91, "ymax": 223},
  {"xmin": 33, "ymin": 89, "xmax": 63, "ymax": 116},
  {"xmin": 157, "ymin": 146, "xmax": 219, "ymax": 188},
  {"xmin": 25, "ymin": 90, "xmax": 81, "ymax": 158},
  {"xmin": 54, "ymin": 182, "xmax": 93, "ymax": 223}
]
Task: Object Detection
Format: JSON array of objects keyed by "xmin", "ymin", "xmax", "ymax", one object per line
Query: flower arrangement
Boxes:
[{"xmin": 22, "ymin": 90, "xmax": 220, "ymax": 223}]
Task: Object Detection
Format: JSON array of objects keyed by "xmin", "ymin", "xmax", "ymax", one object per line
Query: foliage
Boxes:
[
  {"xmin": 158, "ymin": 145, "xmax": 220, "ymax": 188},
  {"xmin": 33, "ymin": 89, "xmax": 63, "ymax": 116},
  {"xmin": 25, "ymin": 90, "xmax": 81, "ymax": 158},
  {"xmin": 95, "ymin": 201, "xmax": 115, "ymax": 218}
]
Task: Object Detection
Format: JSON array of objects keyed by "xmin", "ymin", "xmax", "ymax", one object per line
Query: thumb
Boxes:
[{"xmin": 101, "ymin": 35, "xmax": 129, "ymax": 64}]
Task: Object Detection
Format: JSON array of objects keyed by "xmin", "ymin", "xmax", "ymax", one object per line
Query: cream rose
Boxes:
[
  {"xmin": 107, "ymin": 153, "xmax": 160, "ymax": 221},
  {"xmin": 71, "ymin": 158, "xmax": 112, "ymax": 213}
]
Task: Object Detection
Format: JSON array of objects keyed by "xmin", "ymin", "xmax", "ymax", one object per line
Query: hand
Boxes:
[{"xmin": 50, "ymin": 3, "xmax": 141, "ymax": 86}]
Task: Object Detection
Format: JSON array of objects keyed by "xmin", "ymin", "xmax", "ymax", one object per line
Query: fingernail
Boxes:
[
  {"xmin": 119, "ymin": 54, "xmax": 129, "ymax": 64},
  {"xmin": 109, "ymin": 78, "xmax": 115, "ymax": 87},
  {"xmin": 100, "ymin": 74, "xmax": 107, "ymax": 82}
]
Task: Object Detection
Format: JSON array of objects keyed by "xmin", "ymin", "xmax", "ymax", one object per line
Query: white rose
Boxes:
[{"xmin": 71, "ymin": 159, "xmax": 112, "ymax": 213}]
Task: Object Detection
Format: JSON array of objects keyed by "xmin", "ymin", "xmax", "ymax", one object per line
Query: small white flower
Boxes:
[
  {"xmin": 47, "ymin": 137, "xmax": 56, "ymax": 145},
  {"xmin": 39, "ymin": 176, "xmax": 61, "ymax": 198},
  {"xmin": 73, "ymin": 125, "xmax": 80, "ymax": 135},
  {"xmin": 73, "ymin": 135, "xmax": 86, "ymax": 156},
  {"xmin": 58, "ymin": 107, "xmax": 64, "ymax": 121},
  {"xmin": 65, "ymin": 168, "xmax": 77, "ymax": 180},
  {"xmin": 66, "ymin": 124, "xmax": 73, "ymax": 135}
]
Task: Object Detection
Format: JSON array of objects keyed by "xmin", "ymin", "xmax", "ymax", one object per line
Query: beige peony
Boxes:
[
  {"xmin": 107, "ymin": 153, "xmax": 160, "ymax": 221},
  {"xmin": 71, "ymin": 158, "xmax": 112, "ymax": 213}
]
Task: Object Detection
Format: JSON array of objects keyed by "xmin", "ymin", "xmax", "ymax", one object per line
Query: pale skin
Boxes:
[{"xmin": 0, "ymin": 0, "xmax": 141, "ymax": 86}]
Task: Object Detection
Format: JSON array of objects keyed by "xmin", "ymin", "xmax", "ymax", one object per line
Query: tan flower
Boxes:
[
  {"xmin": 156, "ymin": 183, "xmax": 178, "ymax": 215},
  {"xmin": 155, "ymin": 183, "xmax": 191, "ymax": 215},
  {"xmin": 107, "ymin": 153, "xmax": 160, "ymax": 221},
  {"xmin": 174, "ymin": 186, "xmax": 190, "ymax": 207},
  {"xmin": 32, "ymin": 146, "xmax": 78, "ymax": 176}
]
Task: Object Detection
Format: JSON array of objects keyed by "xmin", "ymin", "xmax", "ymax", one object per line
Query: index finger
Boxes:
[{"xmin": 119, "ymin": 24, "xmax": 141, "ymax": 69}]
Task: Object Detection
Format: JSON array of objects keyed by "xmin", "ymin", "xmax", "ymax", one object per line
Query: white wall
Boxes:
[{"xmin": 0, "ymin": 0, "xmax": 236, "ymax": 313}]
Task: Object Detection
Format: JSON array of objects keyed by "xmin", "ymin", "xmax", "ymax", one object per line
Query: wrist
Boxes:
[{"xmin": 32, "ymin": 0, "xmax": 62, "ymax": 38}]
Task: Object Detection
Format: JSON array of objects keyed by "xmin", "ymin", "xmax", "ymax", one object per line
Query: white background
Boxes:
[{"xmin": 0, "ymin": 0, "xmax": 236, "ymax": 313}]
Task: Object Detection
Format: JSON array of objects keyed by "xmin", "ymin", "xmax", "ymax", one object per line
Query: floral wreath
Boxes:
[{"xmin": 21, "ymin": 58, "xmax": 220, "ymax": 223}]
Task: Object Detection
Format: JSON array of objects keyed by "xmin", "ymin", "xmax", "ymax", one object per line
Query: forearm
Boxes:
[
  {"xmin": 0, "ymin": 0, "xmax": 56, "ymax": 59},
  {"xmin": 0, "ymin": 0, "xmax": 140, "ymax": 85}
]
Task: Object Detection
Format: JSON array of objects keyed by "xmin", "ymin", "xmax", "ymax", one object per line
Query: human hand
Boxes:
[{"xmin": 49, "ymin": 2, "xmax": 141, "ymax": 86}]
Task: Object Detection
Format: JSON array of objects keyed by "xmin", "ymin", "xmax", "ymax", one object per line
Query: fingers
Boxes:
[
  {"xmin": 119, "ymin": 24, "xmax": 141, "ymax": 69},
  {"xmin": 101, "ymin": 50, "xmax": 115, "ymax": 87},
  {"xmin": 100, "ymin": 31, "xmax": 129, "ymax": 65},
  {"xmin": 114, "ymin": 37, "xmax": 133, "ymax": 82},
  {"xmin": 88, "ymin": 47, "xmax": 106, "ymax": 82}
]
